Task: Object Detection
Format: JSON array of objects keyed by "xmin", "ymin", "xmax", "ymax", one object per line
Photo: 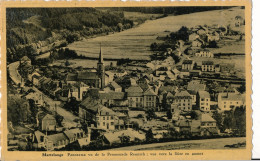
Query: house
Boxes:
[
  {"xmin": 63, "ymin": 128, "xmax": 86, "ymax": 143},
  {"xmin": 143, "ymin": 88, "xmax": 157, "ymax": 109},
  {"xmin": 197, "ymin": 91, "xmax": 211, "ymax": 111},
  {"xmin": 202, "ymin": 61, "xmax": 215, "ymax": 72},
  {"xmin": 214, "ymin": 64, "xmax": 221, "ymax": 73},
  {"xmin": 32, "ymin": 130, "xmax": 45, "ymax": 149},
  {"xmin": 99, "ymin": 92, "xmax": 127, "ymax": 107},
  {"xmin": 206, "ymin": 32, "xmax": 220, "ymax": 42},
  {"xmin": 200, "ymin": 113, "xmax": 218, "ymax": 136},
  {"xmin": 20, "ymin": 56, "xmax": 31, "ymax": 66},
  {"xmin": 110, "ymin": 81, "xmax": 122, "ymax": 92},
  {"xmin": 171, "ymin": 103, "xmax": 181, "ymax": 120},
  {"xmin": 32, "ymin": 75, "xmax": 41, "ymax": 87},
  {"xmin": 182, "ymin": 60, "xmax": 194, "ymax": 71},
  {"xmin": 96, "ymin": 105, "xmax": 118, "ymax": 131},
  {"xmin": 102, "ymin": 129, "xmax": 145, "ymax": 145},
  {"xmin": 68, "ymin": 82, "xmax": 89, "ymax": 101},
  {"xmin": 189, "ymin": 33, "xmax": 200, "ymax": 42},
  {"xmin": 187, "ymin": 80, "xmax": 206, "ymax": 105},
  {"xmin": 126, "ymin": 85, "xmax": 144, "ymax": 108},
  {"xmin": 25, "ymin": 91, "xmax": 44, "ymax": 106},
  {"xmin": 195, "ymin": 50, "xmax": 214, "ymax": 58},
  {"xmin": 174, "ymin": 90, "xmax": 192, "ymax": 111},
  {"xmin": 178, "ymin": 119, "xmax": 191, "ymax": 134},
  {"xmin": 28, "ymin": 71, "xmax": 41, "ymax": 82},
  {"xmin": 45, "ymin": 133, "xmax": 69, "ymax": 151},
  {"xmin": 38, "ymin": 114, "xmax": 56, "ymax": 131},
  {"xmin": 218, "ymin": 93, "xmax": 244, "ymax": 111},
  {"xmin": 191, "ymin": 38, "xmax": 204, "ymax": 48},
  {"xmin": 235, "ymin": 16, "xmax": 244, "ymax": 27},
  {"xmin": 105, "ymin": 71, "xmax": 115, "ymax": 85}
]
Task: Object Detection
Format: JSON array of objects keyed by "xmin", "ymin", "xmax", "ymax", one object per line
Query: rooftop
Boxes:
[{"xmin": 198, "ymin": 91, "xmax": 210, "ymax": 98}]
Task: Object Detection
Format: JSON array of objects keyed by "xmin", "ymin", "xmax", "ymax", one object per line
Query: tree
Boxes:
[
  {"xmin": 145, "ymin": 128, "xmax": 154, "ymax": 142},
  {"xmin": 212, "ymin": 112, "xmax": 224, "ymax": 132},
  {"xmin": 119, "ymin": 135, "xmax": 130, "ymax": 144},
  {"xmin": 146, "ymin": 109, "xmax": 156, "ymax": 121},
  {"xmin": 167, "ymin": 110, "xmax": 172, "ymax": 119},
  {"xmin": 65, "ymin": 60, "xmax": 70, "ymax": 67}
]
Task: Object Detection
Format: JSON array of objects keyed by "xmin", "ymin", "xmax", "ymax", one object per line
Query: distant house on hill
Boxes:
[
  {"xmin": 189, "ymin": 33, "xmax": 200, "ymax": 42},
  {"xmin": 110, "ymin": 81, "xmax": 122, "ymax": 92},
  {"xmin": 200, "ymin": 113, "xmax": 218, "ymax": 136},
  {"xmin": 235, "ymin": 16, "xmax": 244, "ymax": 27},
  {"xmin": 195, "ymin": 50, "xmax": 214, "ymax": 58},
  {"xmin": 187, "ymin": 80, "xmax": 206, "ymax": 105},
  {"xmin": 182, "ymin": 60, "xmax": 194, "ymax": 70},
  {"xmin": 202, "ymin": 61, "xmax": 215, "ymax": 72},
  {"xmin": 191, "ymin": 38, "xmax": 204, "ymax": 48}
]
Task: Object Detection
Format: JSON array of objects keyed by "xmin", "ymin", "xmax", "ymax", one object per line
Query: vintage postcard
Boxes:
[{"xmin": 0, "ymin": 0, "xmax": 252, "ymax": 160}]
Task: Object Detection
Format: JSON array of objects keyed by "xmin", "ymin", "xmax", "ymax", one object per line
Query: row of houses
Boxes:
[{"xmin": 32, "ymin": 128, "xmax": 90, "ymax": 150}]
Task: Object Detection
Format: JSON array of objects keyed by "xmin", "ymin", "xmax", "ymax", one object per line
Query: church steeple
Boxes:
[
  {"xmin": 99, "ymin": 43, "xmax": 103, "ymax": 63},
  {"xmin": 97, "ymin": 43, "xmax": 105, "ymax": 90}
]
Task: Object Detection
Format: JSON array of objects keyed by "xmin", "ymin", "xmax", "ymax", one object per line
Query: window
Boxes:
[
  {"xmin": 103, "ymin": 117, "xmax": 105, "ymax": 120},
  {"xmin": 224, "ymin": 102, "xmax": 226, "ymax": 104},
  {"xmin": 96, "ymin": 117, "xmax": 99, "ymax": 120},
  {"xmin": 97, "ymin": 122, "xmax": 100, "ymax": 126},
  {"xmin": 206, "ymin": 99, "xmax": 208, "ymax": 101},
  {"xmin": 140, "ymin": 98, "xmax": 143, "ymax": 102},
  {"xmin": 237, "ymin": 102, "xmax": 239, "ymax": 104},
  {"xmin": 206, "ymin": 103, "xmax": 208, "ymax": 105},
  {"xmin": 201, "ymin": 98, "xmax": 205, "ymax": 101},
  {"xmin": 136, "ymin": 98, "xmax": 138, "ymax": 102},
  {"xmin": 111, "ymin": 122, "xmax": 114, "ymax": 125},
  {"xmin": 111, "ymin": 116, "xmax": 114, "ymax": 120},
  {"xmin": 107, "ymin": 116, "xmax": 109, "ymax": 120},
  {"xmin": 103, "ymin": 122, "xmax": 105, "ymax": 126},
  {"xmin": 224, "ymin": 105, "xmax": 226, "ymax": 108}
]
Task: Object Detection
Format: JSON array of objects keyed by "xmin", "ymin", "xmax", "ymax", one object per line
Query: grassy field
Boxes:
[{"xmin": 67, "ymin": 7, "xmax": 244, "ymax": 61}]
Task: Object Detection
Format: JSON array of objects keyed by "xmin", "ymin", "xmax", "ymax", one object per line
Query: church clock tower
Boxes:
[{"xmin": 97, "ymin": 44, "xmax": 105, "ymax": 89}]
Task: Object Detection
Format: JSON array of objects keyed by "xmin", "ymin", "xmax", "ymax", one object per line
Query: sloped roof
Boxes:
[
  {"xmin": 183, "ymin": 60, "xmax": 193, "ymax": 64},
  {"xmin": 201, "ymin": 114, "xmax": 216, "ymax": 122},
  {"xmin": 159, "ymin": 86, "xmax": 177, "ymax": 94},
  {"xmin": 187, "ymin": 81, "xmax": 206, "ymax": 92},
  {"xmin": 99, "ymin": 92, "xmax": 125, "ymax": 100},
  {"xmin": 80, "ymin": 97, "xmax": 102, "ymax": 112},
  {"xmin": 34, "ymin": 130, "xmax": 45, "ymax": 143},
  {"xmin": 143, "ymin": 88, "xmax": 156, "ymax": 96},
  {"xmin": 78, "ymin": 72, "xmax": 98, "ymax": 80},
  {"xmin": 166, "ymin": 92, "xmax": 174, "ymax": 98},
  {"xmin": 66, "ymin": 73, "xmax": 78, "ymax": 81},
  {"xmin": 111, "ymin": 81, "xmax": 121, "ymax": 89},
  {"xmin": 42, "ymin": 114, "xmax": 56, "ymax": 121},
  {"xmin": 175, "ymin": 90, "xmax": 191, "ymax": 98},
  {"xmin": 21, "ymin": 56, "xmax": 31, "ymax": 61},
  {"xmin": 97, "ymin": 106, "xmax": 117, "ymax": 116},
  {"xmin": 198, "ymin": 91, "xmax": 210, "ymax": 98},
  {"xmin": 47, "ymin": 133, "xmax": 69, "ymax": 145},
  {"xmin": 218, "ymin": 93, "xmax": 243, "ymax": 101},
  {"xmin": 202, "ymin": 61, "xmax": 214, "ymax": 65},
  {"xmin": 126, "ymin": 85, "xmax": 143, "ymax": 97},
  {"xmin": 64, "ymin": 128, "xmax": 84, "ymax": 139}
]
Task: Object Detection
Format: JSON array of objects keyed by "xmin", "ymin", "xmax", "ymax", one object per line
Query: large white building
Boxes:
[{"xmin": 218, "ymin": 93, "xmax": 245, "ymax": 111}]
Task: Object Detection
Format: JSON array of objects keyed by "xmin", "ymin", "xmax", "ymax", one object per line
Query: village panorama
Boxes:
[{"xmin": 7, "ymin": 7, "xmax": 246, "ymax": 151}]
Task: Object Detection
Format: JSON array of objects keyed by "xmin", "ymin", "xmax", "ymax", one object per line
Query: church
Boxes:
[{"xmin": 65, "ymin": 46, "xmax": 105, "ymax": 89}]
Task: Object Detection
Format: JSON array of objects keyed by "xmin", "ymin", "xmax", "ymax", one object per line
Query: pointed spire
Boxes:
[{"xmin": 99, "ymin": 43, "xmax": 103, "ymax": 63}]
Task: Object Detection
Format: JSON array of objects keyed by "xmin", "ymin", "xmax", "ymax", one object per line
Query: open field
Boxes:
[
  {"xmin": 109, "ymin": 137, "xmax": 246, "ymax": 151},
  {"xmin": 67, "ymin": 7, "xmax": 244, "ymax": 61},
  {"xmin": 50, "ymin": 59, "xmax": 117, "ymax": 68}
]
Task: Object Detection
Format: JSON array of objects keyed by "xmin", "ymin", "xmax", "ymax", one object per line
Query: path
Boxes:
[{"xmin": 108, "ymin": 137, "xmax": 246, "ymax": 151}]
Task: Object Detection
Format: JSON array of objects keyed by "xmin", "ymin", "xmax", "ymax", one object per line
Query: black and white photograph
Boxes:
[{"xmin": 6, "ymin": 6, "xmax": 247, "ymax": 152}]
